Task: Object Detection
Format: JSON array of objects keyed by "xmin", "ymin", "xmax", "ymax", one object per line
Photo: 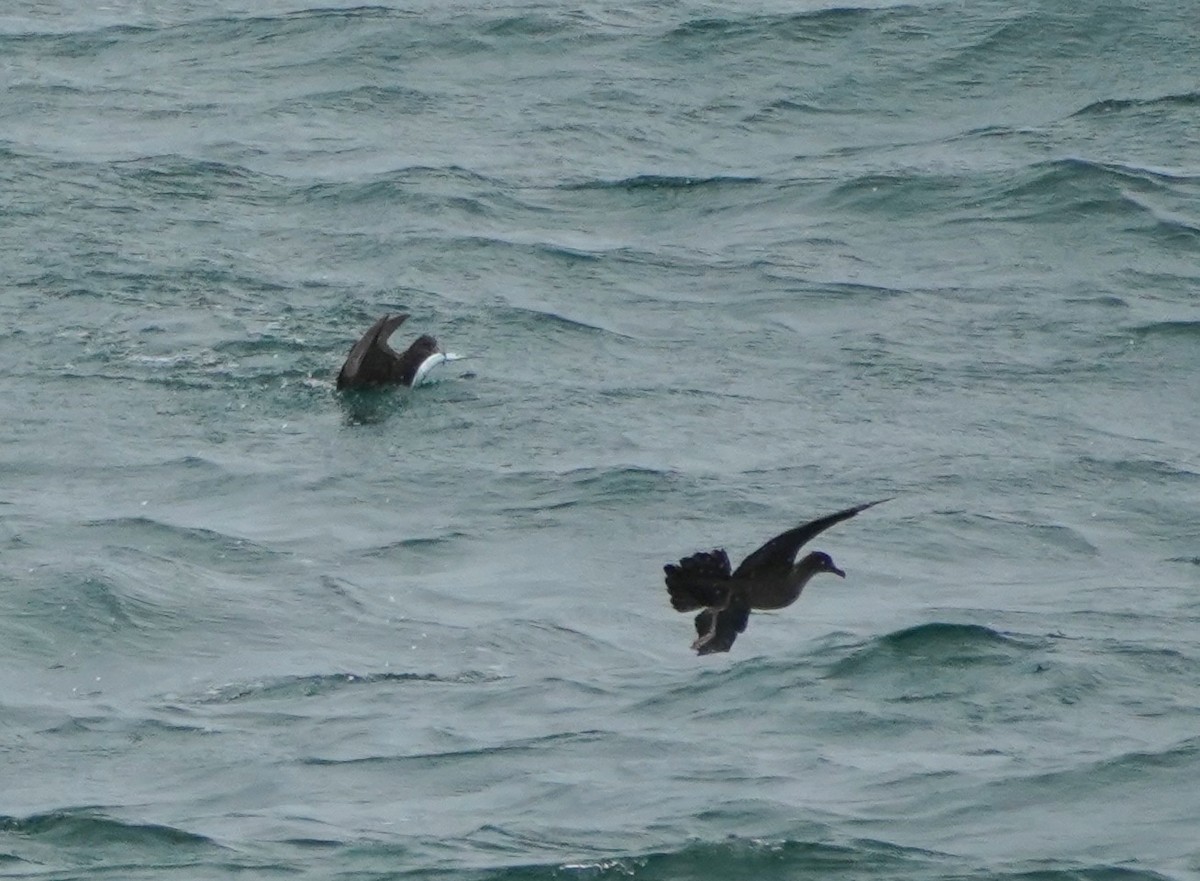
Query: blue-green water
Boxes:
[{"xmin": 2, "ymin": 1, "xmax": 1199, "ymax": 878}]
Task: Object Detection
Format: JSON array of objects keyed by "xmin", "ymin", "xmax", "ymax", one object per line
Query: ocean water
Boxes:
[{"xmin": 2, "ymin": 0, "xmax": 1199, "ymax": 878}]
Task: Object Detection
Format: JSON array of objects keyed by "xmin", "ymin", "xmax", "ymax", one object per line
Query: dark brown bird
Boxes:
[
  {"xmin": 664, "ymin": 499, "xmax": 888, "ymax": 655},
  {"xmin": 336, "ymin": 314, "xmax": 462, "ymax": 390}
]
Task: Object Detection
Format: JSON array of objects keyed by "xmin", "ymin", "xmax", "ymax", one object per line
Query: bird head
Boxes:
[
  {"xmin": 801, "ymin": 550, "xmax": 845, "ymax": 579},
  {"xmin": 406, "ymin": 335, "xmax": 441, "ymax": 359}
]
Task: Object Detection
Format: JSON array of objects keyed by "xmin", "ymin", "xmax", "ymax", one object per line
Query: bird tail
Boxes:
[{"xmin": 664, "ymin": 549, "xmax": 732, "ymax": 612}]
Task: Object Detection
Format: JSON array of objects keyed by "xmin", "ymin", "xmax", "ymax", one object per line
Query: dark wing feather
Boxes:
[
  {"xmin": 693, "ymin": 604, "xmax": 750, "ymax": 655},
  {"xmin": 732, "ymin": 498, "xmax": 890, "ymax": 581},
  {"xmin": 664, "ymin": 548, "xmax": 732, "ymax": 612},
  {"xmin": 337, "ymin": 314, "xmax": 409, "ymax": 389}
]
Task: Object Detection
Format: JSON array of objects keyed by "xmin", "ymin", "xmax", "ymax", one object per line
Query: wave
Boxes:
[
  {"xmin": 1127, "ymin": 319, "xmax": 1200, "ymax": 340},
  {"xmin": 558, "ymin": 836, "xmax": 946, "ymax": 878},
  {"xmin": 394, "ymin": 233, "xmax": 617, "ymax": 271},
  {"xmin": 820, "ymin": 166, "xmax": 982, "ymax": 218},
  {"xmin": 926, "ymin": 8, "xmax": 1093, "ymax": 75},
  {"xmin": 0, "ymin": 809, "xmax": 239, "ymax": 877},
  {"xmin": 293, "ymin": 165, "xmax": 528, "ymax": 213},
  {"xmin": 494, "ymin": 303, "xmax": 624, "ymax": 337},
  {"xmin": 826, "ymin": 623, "xmax": 1041, "ymax": 683},
  {"xmin": 640, "ymin": 623, "xmax": 1054, "ymax": 716},
  {"xmin": 985, "ymin": 159, "xmax": 1200, "ymax": 241},
  {"xmin": 199, "ymin": 669, "xmax": 505, "ymax": 704},
  {"xmin": 1072, "ymin": 91, "xmax": 1200, "ymax": 119},
  {"xmin": 743, "ymin": 97, "xmax": 851, "ymax": 123},
  {"xmin": 821, "ymin": 156, "xmax": 1192, "ymax": 227},
  {"xmin": 1075, "ymin": 454, "xmax": 1199, "ymax": 482},
  {"xmin": 112, "ymin": 154, "xmax": 268, "ymax": 198},
  {"xmin": 495, "ymin": 465, "xmax": 680, "ymax": 515},
  {"xmin": 21, "ymin": 568, "xmax": 178, "ymax": 638},
  {"xmin": 1, "ymin": 810, "xmax": 1175, "ymax": 880},
  {"xmin": 878, "ymin": 621, "xmax": 1028, "ymax": 651},
  {"xmin": 363, "ymin": 531, "xmax": 474, "ymax": 555},
  {"xmin": 4, "ymin": 5, "xmax": 396, "ymax": 42},
  {"xmin": 302, "ymin": 729, "xmax": 606, "ymax": 768},
  {"xmin": 0, "ymin": 807, "xmax": 215, "ymax": 848},
  {"xmin": 989, "ymin": 736, "xmax": 1200, "ymax": 803},
  {"xmin": 435, "ymin": 834, "xmax": 1177, "ymax": 881},
  {"xmin": 664, "ymin": 6, "xmax": 908, "ymax": 46},
  {"xmin": 801, "ymin": 280, "xmax": 910, "ymax": 300},
  {"xmin": 6, "ymin": 515, "xmax": 294, "ymax": 654},
  {"xmin": 278, "ymin": 83, "xmax": 435, "ymax": 114},
  {"xmin": 563, "ymin": 174, "xmax": 763, "ymax": 193},
  {"xmin": 922, "ymin": 511, "xmax": 1099, "ymax": 560},
  {"xmin": 1119, "ymin": 193, "xmax": 1200, "ymax": 241},
  {"xmin": 80, "ymin": 515, "xmax": 282, "ymax": 567},
  {"xmin": 1028, "ymin": 156, "xmax": 1185, "ymax": 188},
  {"xmin": 480, "ymin": 11, "xmax": 593, "ymax": 39},
  {"xmin": 210, "ymin": 334, "xmax": 319, "ymax": 359},
  {"xmin": 44, "ymin": 302, "xmax": 341, "ymax": 389},
  {"xmin": 976, "ymin": 158, "xmax": 1159, "ymax": 223}
]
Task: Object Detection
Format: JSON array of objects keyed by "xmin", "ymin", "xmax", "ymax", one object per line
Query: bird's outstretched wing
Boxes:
[
  {"xmin": 732, "ymin": 498, "xmax": 890, "ymax": 581},
  {"xmin": 664, "ymin": 548, "xmax": 732, "ymax": 611},
  {"xmin": 692, "ymin": 603, "xmax": 750, "ymax": 655},
  {"xmin": 337, "ymin": 313, "xmax": 409, "ymax": 389}
]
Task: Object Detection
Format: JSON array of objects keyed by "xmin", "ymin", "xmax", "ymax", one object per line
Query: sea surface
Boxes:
[{"xmin": 2, "ymin": 1, "xmax": 1199, "ymax": 878}]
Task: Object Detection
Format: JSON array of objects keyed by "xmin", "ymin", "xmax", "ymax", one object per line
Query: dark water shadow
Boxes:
[{"xmin": 335, "ymin": 386, "xmax": 410, "ymax": 426}]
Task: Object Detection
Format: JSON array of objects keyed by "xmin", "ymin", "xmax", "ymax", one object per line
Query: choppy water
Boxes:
[{"xmin": 3, "ymin": 1, "xmax": 1199, "ymax": 878}]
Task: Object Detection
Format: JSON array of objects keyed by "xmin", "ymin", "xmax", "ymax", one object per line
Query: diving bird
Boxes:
[
  {"xmin": 336, "ymin": 313, "xmax": 464, "ymax": 390},
  {"xmin": 664, "ymin": 499, "xmax": 889, "ymax": 655}
]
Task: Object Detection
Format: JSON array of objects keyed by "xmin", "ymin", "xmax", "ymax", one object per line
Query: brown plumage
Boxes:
[
  {"xmin": 336, "ymin": 314, "xmax": 443, "ymax": 390},
  {"xmin": 664, "ymin": 499, "xmax": 888, "ymax": 655}
]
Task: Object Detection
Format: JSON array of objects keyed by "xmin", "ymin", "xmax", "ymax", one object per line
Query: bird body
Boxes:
[
  {"xmin": 664, "ymin": 499, "xmax": 888, "ymax": 654},
  {"xmin": 337, "ymin": 314, "xmax": 463, "ymax": 390}
]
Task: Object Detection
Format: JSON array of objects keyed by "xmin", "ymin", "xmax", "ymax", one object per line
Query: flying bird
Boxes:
[
  {"xmin": 664, "ymin": 499, "xmax": 888, "ymax": 655},
  {"xmin": 336, "ymin": 313, "xmax": 464, "ymax": 390}
]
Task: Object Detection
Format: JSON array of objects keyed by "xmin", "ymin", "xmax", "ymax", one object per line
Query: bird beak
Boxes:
[{"xmin": 830, "ymin": 564, "xmax": 846, "ymax": 578}]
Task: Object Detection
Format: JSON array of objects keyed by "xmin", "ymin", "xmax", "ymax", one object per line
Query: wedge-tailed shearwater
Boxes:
[
  {"xmin": 664, "ymin": 499, "xmax": 889, "ymax": 655},
  {"xmin": 336, "ymin": 314, "xmax": 463, "ymax": 390}
]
